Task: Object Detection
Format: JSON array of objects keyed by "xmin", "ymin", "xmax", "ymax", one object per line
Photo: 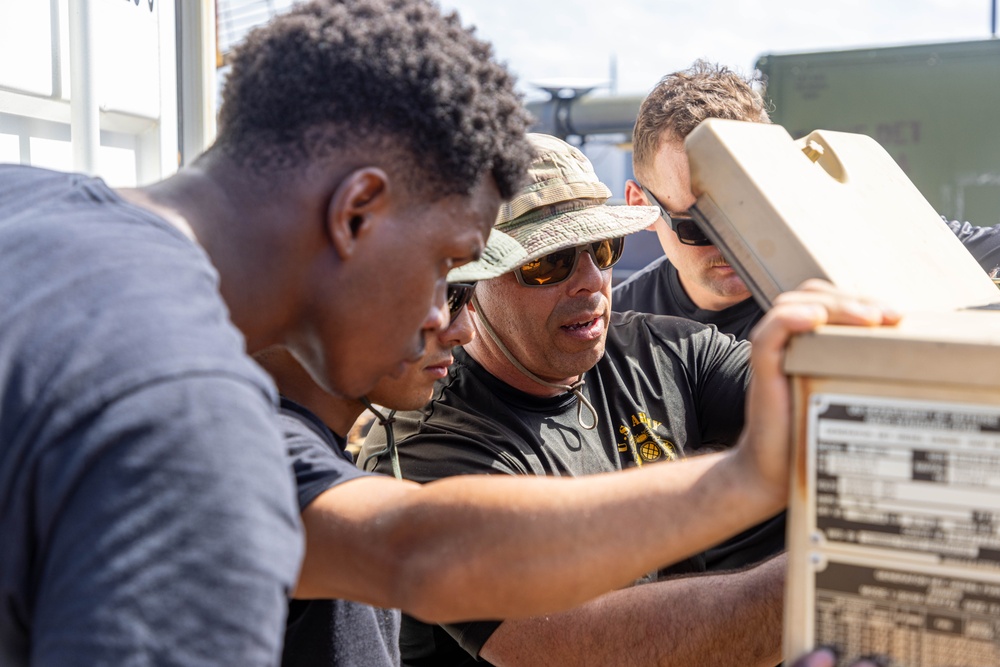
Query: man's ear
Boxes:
[
  {"xmin": 624, "ymin": 179, "xmax": 658, "ymax": 232},
  {"xmin": 326, "ymin": 168, "xmax": 390, "ymax": 260},
  {"xmin": 623, "ymin": 179, "xmax": 645, "ymax": 207}
]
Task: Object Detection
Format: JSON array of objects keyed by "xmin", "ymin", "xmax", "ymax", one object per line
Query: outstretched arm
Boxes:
[
  {"xmin": 296, "ymin": 281, "xmax": 900, "ymax": 623},
  {"xmin": 298, "ymin": 449, "xmax": 778, "ymax": 622}
]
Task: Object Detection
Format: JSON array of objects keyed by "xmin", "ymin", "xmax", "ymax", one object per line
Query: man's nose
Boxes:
[
  {"xmin": 441, "ymin": 306, "xmax": 474, "ymax": 348},
  {"xmin": 567, "ymin": 250, "xmax": 606, "ymax": 293},
  {"xmin": 423, "ymin": 279, "xmax": 450, "ymax": 333}
]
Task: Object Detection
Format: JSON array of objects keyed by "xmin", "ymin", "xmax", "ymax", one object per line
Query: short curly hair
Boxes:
[
  {"xmin": 214, "ymin": 0, "xmax": 533, "ymax": 200},
  {"xmin": 632, "ymin": 60, "xmax": 770, "ymax": 179}
]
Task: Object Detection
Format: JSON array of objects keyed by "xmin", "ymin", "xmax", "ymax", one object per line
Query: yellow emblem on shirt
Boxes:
[{"xmin": 617, "ymin": 412, "xmax": 676, "ymax": 463}]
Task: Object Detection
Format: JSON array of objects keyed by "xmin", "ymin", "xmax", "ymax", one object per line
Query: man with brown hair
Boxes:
[
  {"xmin": 615, "ymin": 59, "xmax": 770, "ymax": 338},
  {"xmin": 616, "ymin": 59, "xmax": 1000, "ymax": 335}
]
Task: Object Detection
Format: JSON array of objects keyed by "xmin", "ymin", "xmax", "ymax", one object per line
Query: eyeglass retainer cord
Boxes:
[{"xmin": 470, "ymin": 294, "xmax": 598, "ymax": 431}]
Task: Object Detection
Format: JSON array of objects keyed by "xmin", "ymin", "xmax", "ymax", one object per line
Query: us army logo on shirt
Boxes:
[{"xmin": 618, "ymin": 412, "xmax": 676, "ymax": 463}]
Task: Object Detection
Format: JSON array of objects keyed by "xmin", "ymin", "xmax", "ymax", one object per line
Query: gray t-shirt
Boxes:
[{"xmin": 0, "ymin": 165, "xmax": 303, "ymax": 666}]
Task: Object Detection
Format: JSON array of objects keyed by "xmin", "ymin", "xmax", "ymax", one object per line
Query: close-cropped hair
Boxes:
[
  {"xmin": 214, "ymin": 0, "xmax": 533, "ymax": 199},
  {"xmin": 632, "ymin": 60, "xmax": 770, "ymax": 178}
]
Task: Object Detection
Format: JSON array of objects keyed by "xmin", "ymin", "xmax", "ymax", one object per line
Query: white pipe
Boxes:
[
  {"xmin": 154, "ymin": 0, "xmax": 179, "ymax": 181},
  {"xmin": 69, "ymin": 0, "xmax": 99, "ymax": 175},
  {"xmin": 200, "ymin": 0, "xmax": 218, "ymax": 148}
]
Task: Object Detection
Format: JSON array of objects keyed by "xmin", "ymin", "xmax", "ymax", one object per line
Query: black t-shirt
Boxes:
[
  {"xmin": 361, "ymin": 311, "xmax": 755, "ymax": 665},
  {"xmin": 612, "ymin": 255, "xmax": 764, "ymax": 340},
  {"xmin": 612, "ymin": 255, "xmax": 785, "ymax": 574},
  {"xmin": 280, "ymin": 398, "xmax": 402, "ymax": 667}
]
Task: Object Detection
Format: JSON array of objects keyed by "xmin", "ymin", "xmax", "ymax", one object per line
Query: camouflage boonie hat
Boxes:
[
  {"xmin": 494, "ymin": 133, "xmax": 659, "ymax": 266},
  {"xmin": 447, "ymin": 229, "xmax": 527, "ymax": 283}
]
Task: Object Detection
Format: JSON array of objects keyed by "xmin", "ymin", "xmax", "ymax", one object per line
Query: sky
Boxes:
[{"xmin": 437, "ymin": 0, "xmax": 998, "ymax": 101}]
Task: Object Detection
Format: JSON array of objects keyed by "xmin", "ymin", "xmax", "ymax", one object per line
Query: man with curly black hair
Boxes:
[
  {"xmin": 215, "ymin": 0, "xmax": 532, "ymax": 203},
  {"xmin": 0, "ymin": 1, "xmax": 532, "ymax": 665}
]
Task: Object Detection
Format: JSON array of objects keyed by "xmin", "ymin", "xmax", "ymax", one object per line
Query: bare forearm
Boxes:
[{"xmin": 481, "ymin": 554, "xmax": 786, "ymax": 667}]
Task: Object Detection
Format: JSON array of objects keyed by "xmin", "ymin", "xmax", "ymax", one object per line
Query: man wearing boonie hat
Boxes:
[
  {"xmin": 251, "ymin": 221, "xmax": 881, "ymax": 667},
  {"xmin": 360, "ymin": 133, "xmax": 899, "ymax": 666}
]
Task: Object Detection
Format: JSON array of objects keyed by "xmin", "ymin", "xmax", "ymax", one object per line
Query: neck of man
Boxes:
[
  {"xmin": 464, "ymin": 330, "xmax": 580, "ymax": 399},
  {"xmin": 294, "ymin": 392, "xmax": 366, "ymax": 439},
  {"xmin": 256, "ymin": 347, "xmax": 365, "ymax": 437},
  {"xmin": 120, "ymin": 155, "xmax": 305, "ymax": 354}
]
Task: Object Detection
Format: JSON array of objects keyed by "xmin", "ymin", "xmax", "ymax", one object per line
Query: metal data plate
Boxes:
[
  {"xmin": 685, "ymin": 119, "xmax": 1000, "ymax": 313},
  {"xmin": 791, "ymin": 393, "xmax": 1000, "ymax": 666}
]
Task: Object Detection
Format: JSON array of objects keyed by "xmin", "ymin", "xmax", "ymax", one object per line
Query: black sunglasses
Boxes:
[
  {"xmin": 446, "ymin": 282, "xmax": 476, "ymax": 319},
  {"xmin": 515, "ymin": 237, "xmax": 626, "ymax": 287},
  {"xmin": 635, "ymin": 182, "xmax": 713, "ymax": 246}
]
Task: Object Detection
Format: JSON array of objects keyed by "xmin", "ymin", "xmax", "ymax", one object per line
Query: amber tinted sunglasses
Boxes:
[{"xmin": 515, "ymin": 237, "xmax": 626, "ymax": 287}]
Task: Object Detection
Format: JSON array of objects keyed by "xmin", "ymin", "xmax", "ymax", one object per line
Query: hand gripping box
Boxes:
[{"xmin": 686, "ymin": 119, "xmax": 1000, "ymax": 667}]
